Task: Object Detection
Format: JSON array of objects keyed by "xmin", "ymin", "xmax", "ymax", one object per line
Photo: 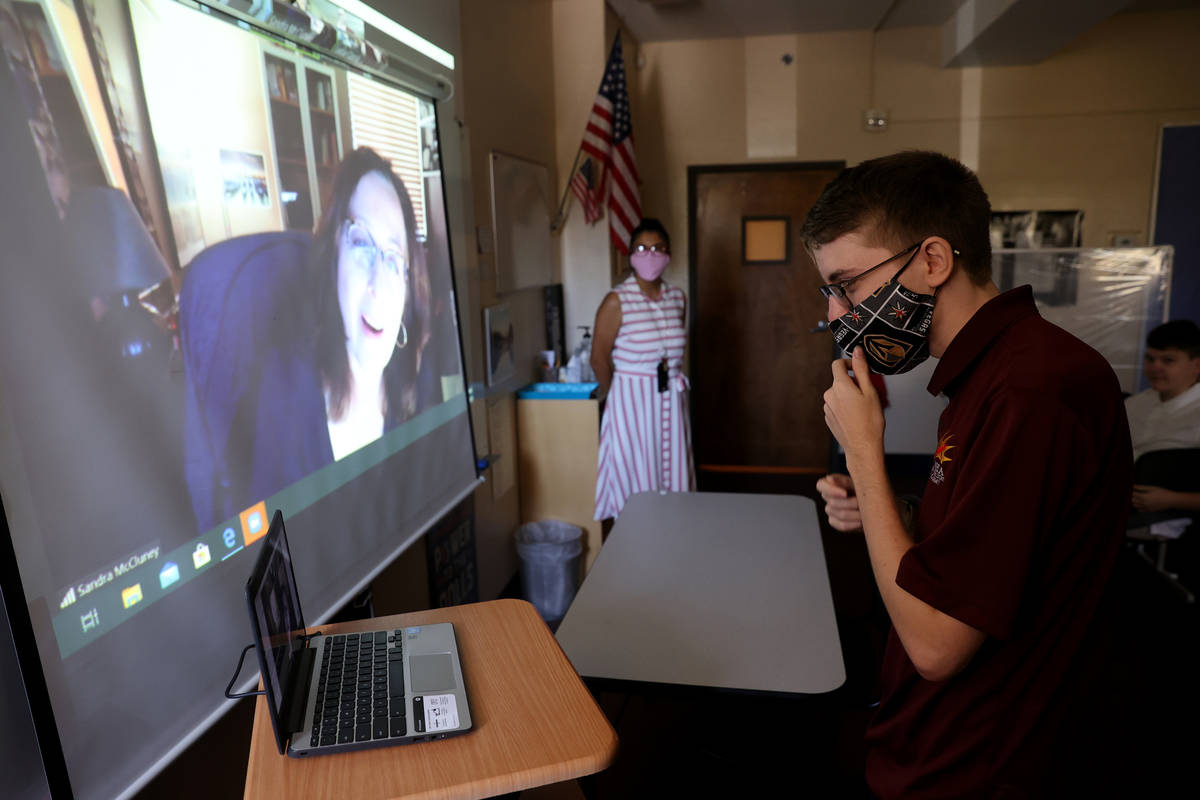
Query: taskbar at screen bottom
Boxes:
[{"xmin": 47, "ymin": 395, "xmax": 468, "ymax": 659}]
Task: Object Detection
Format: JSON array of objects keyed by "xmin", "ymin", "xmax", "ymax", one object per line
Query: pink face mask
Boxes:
[{"xmin": 630, "ymin": 251, "xmax": 670, "ymax": 281}]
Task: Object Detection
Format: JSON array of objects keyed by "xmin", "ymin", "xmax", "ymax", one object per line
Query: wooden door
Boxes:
[{"xmin": 688, "ymin": 163, "xmax": 843, "ymax": 475}]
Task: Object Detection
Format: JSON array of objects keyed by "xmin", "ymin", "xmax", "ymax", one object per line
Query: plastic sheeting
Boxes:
[{"xmin": 993, "ymin": 247, "xmax": 1173, "ymax": 393}]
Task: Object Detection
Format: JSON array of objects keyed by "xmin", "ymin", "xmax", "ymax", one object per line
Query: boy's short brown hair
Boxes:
[
  {"xmin": 1147, "ymin": 320, "xmax": 1200, "ymax": 358},
  {"xmin": 800, "ymin": 150, "xmax": 993, "ymax": 284}
]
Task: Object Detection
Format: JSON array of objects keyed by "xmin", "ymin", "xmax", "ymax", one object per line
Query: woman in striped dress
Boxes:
[{"xmin": 591, "ymin": 218, "xmax": 695, "ymax": 521}]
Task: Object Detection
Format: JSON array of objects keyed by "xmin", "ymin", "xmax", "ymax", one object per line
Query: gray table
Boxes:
[{"xmin": 555, "ymin": 491, "xmax": 845, "ymax": 694}]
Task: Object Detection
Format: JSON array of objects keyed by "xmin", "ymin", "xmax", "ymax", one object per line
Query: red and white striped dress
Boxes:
[{"xmin": 594, "ymin": 275, "xmax": 695, "ymax": 520}]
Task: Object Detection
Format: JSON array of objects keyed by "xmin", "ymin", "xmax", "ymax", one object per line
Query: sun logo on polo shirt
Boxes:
[
  {"xmin": 931, "ymin": 433, "xmax": 954, "ymax": 485},
  {"xmin": 934, "ymin": 434, "xmax": 955, "ymax": 463}
]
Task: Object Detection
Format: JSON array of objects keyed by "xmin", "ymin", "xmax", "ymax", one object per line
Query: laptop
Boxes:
[{"xmin": 244, "ymin": 510, "xmax": 473, "ymax": 757}]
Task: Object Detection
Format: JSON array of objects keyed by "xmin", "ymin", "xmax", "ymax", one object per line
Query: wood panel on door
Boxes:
[{"xmin": 689, "ymin": 163, "xmax": 843, "ymax": 473}]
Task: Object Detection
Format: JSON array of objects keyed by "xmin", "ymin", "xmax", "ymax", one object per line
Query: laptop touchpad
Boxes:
[{"xmin": 410, "ymin": 653, "xmax": 455, "ymax": 693}]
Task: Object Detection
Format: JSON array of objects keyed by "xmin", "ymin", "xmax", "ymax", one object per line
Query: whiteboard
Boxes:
[{"xmin": 489, "ymin": 151, "xmax": 552, "ymax": 292}]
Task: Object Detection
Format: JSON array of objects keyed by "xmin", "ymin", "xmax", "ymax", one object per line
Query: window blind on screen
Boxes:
[{"xmin": 347, "ymin": 71, "xmax": 426, "ymax": 236}]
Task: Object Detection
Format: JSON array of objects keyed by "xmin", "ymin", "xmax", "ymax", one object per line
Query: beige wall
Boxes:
[
  {"xmin": 458, "ymin": 0, "xmax": 561, "ymax": 599},
  {"xmin": 636, "ymin": 35, "xmax": 748, "ymax": 290},
  {"xmin": 972, "ymin": 11, "xmax": 1200, "ymax": 245},
  {"xmin": 460, "ymin": 0, "xmax": 560, "ymax": 299},
  {"xmin": 635, "ymin": 9, "xmax": 1200, "ymax": 297},
  {"xmin": 554, "ymin": 0, "xmax": 610, "ymax": 350}
]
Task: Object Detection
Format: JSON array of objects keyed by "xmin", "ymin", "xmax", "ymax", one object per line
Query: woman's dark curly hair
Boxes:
[
  {"xmin": 629, "ymin": 217, "xmax": 670, "ymax": 253},
  {"xmin": 310, "ymin": 147, "xmax": 431, "ymax": 423}
]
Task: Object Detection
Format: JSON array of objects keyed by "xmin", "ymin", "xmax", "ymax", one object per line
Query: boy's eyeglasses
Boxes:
[{"xmin": 818, "ymin": 243, "xmax": 921, "ymax": 301}]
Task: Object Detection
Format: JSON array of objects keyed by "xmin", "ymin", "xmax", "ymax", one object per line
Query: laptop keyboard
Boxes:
[{"xmin": 310, "ymin": 630, "xmax": 407, "ymax": 747}]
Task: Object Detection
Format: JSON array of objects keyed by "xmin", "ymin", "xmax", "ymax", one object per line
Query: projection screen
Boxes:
[{"xmin": 0, "ymin": 1, "xmax": 477, "ymax": 797}]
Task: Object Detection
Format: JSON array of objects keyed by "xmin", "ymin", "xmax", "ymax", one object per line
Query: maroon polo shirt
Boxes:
[{"xmin": 865, "ymin": 286, "xmax": 1132, "ymax": 799}]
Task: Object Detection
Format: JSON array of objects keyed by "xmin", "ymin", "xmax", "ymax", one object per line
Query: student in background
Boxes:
[
  {"xmin": 1125, "ymin": 319, "xmax": 1200, "ymax": 513},
  {"xmin": 591, "ymin": 218, "xmax": 695, "ymax": 521},
  {"xmin": 808, "ymin": 150, "xmax": 1131, "ymax": 798}
]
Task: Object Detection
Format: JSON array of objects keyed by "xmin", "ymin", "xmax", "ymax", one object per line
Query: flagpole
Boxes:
[{"xmin": 551, "ymin": 145, "xmax": 585, "ymax": 232}]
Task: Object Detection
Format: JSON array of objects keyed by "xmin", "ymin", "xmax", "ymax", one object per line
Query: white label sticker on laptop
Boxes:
[{"xmin": 424, "ymin": 694, "xmax": 459, "ymax": 731}]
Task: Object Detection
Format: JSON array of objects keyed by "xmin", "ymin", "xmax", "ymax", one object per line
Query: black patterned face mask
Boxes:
[{"xmin": 829, "ymin": 274, "xmax": 936, "ymax": 375}]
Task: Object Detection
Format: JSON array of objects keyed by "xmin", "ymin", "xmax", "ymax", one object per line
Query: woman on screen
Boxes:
[
  {"xmin": 182, "ymin": 147, "xmax": 434, "ymax": 532},
  {"xmin": 312, "ymin": 146, "xmax": 431, "ymax": 457}
]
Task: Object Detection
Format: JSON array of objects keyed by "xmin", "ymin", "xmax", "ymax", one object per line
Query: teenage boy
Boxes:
[
  {"xmin": 804, "ymin": 151, "xmax": 1132, "ymax": 798},
  {"xmin": 1125, "ymin": 319, "xmax": 1200, "ymax": 504}
]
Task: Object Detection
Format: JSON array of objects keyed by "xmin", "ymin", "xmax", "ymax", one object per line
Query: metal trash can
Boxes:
[{"xmin": 515, "ymin": 520, "xmax": 583, "ymax": 622}]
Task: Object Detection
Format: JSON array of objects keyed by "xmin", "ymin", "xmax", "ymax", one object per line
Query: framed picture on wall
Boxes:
[
  {"xmin": 990, "ymin": 210, "xmax": 1082, "ymax": 250},
  {"xmin": 485, "ymin": 303, "xmax": 515, "ymax": 387},
  {"xmin": 219, "ymin": 149, "xmax": 270, "ymax": 208},
  {"xmin": 989, "ymin": 211, "xmax": 1037, "ymax": 249},
  {"xmin": 1033, "ymin": 210, "xmax": 1083, "ymax": 248},
  {"xmin": 991, "ymin": 210, "xmax": 1084, "ymax": 307}
]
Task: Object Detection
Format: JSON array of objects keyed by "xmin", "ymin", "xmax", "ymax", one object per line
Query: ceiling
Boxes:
[{"xmin": 607, "ymin": 0, "xmax": 1200, "ymax": 65}]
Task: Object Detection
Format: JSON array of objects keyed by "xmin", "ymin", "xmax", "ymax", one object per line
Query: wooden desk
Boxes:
[
  {"xmin": 244, "ymin": 599, "xmax": 617, "ymax": 799},
  {"xmin": 555, "ymin": 492, "xmax": 845, "ymax": 694}
]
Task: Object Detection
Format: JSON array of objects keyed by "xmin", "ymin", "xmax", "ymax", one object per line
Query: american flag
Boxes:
[
  {"xmin": 572, "ymin": 34, "xmax": 640, "ymax": 254},
  {"xmin": 570, "ymin": 157, "xmax": 601, "ymax": 224}
]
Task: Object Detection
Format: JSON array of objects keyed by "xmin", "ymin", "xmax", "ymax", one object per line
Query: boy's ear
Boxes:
[{"xmin": 921, "ymin": 237, "xmax": 957, "ymax": 290}]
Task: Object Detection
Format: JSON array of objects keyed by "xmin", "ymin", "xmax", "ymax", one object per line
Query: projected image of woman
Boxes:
[
  {"xmin": 182, "ymin": 147, "xmax": 434, "ymax": 533},
  {"xmin": 313, "ymin": 147, "xmax": 430, "ymax": 458}
]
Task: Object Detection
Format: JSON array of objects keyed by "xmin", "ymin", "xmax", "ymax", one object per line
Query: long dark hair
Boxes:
[{"xmin": 311, "ymin": 147, "xmax": 430, "ymax": 423}]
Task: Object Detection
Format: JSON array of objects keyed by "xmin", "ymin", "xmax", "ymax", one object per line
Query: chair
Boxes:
[
  {"xmin": 1126, "ymin": 447, "xmax": 1200, "ymax": 603},
  {"xmin": 179, "ymin": 230, "xmax": 312, "ymax": 532}
]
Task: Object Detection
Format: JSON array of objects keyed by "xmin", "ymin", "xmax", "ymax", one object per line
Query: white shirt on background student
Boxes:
[{"xmin": 1126, "ymin": 381, "xmax": 1200, "ymax": 461}]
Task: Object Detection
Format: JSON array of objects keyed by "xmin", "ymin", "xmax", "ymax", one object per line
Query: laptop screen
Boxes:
[{"xmin": 247, "ymin": 512, "xmax": 307, "ymax": 741}]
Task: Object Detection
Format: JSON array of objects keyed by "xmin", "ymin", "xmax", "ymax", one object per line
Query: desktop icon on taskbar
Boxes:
[
  {"xmin": 240, "ymin": 501, "xmax": 269, "ymax": 547},
  {"xmin": 160, "ymin": 562, "xmax": 180, "ymax": 589},
  {"xmin": 121, "ymin": 583, "xmax": 143, "ymax": 609},
  {"xmin": 193, "ymin": 542, "xmax": 211, "ymax": 570}
]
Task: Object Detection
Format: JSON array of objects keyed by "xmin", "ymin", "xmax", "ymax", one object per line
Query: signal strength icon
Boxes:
[{"xmin": 60, "ymin": 586, "xmax": 77, "ymax": 609}]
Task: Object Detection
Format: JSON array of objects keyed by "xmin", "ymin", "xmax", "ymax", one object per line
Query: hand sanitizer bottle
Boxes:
[{"xmin": 575, "ymin": 326, "xmax": 594, "ymax": 382}]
